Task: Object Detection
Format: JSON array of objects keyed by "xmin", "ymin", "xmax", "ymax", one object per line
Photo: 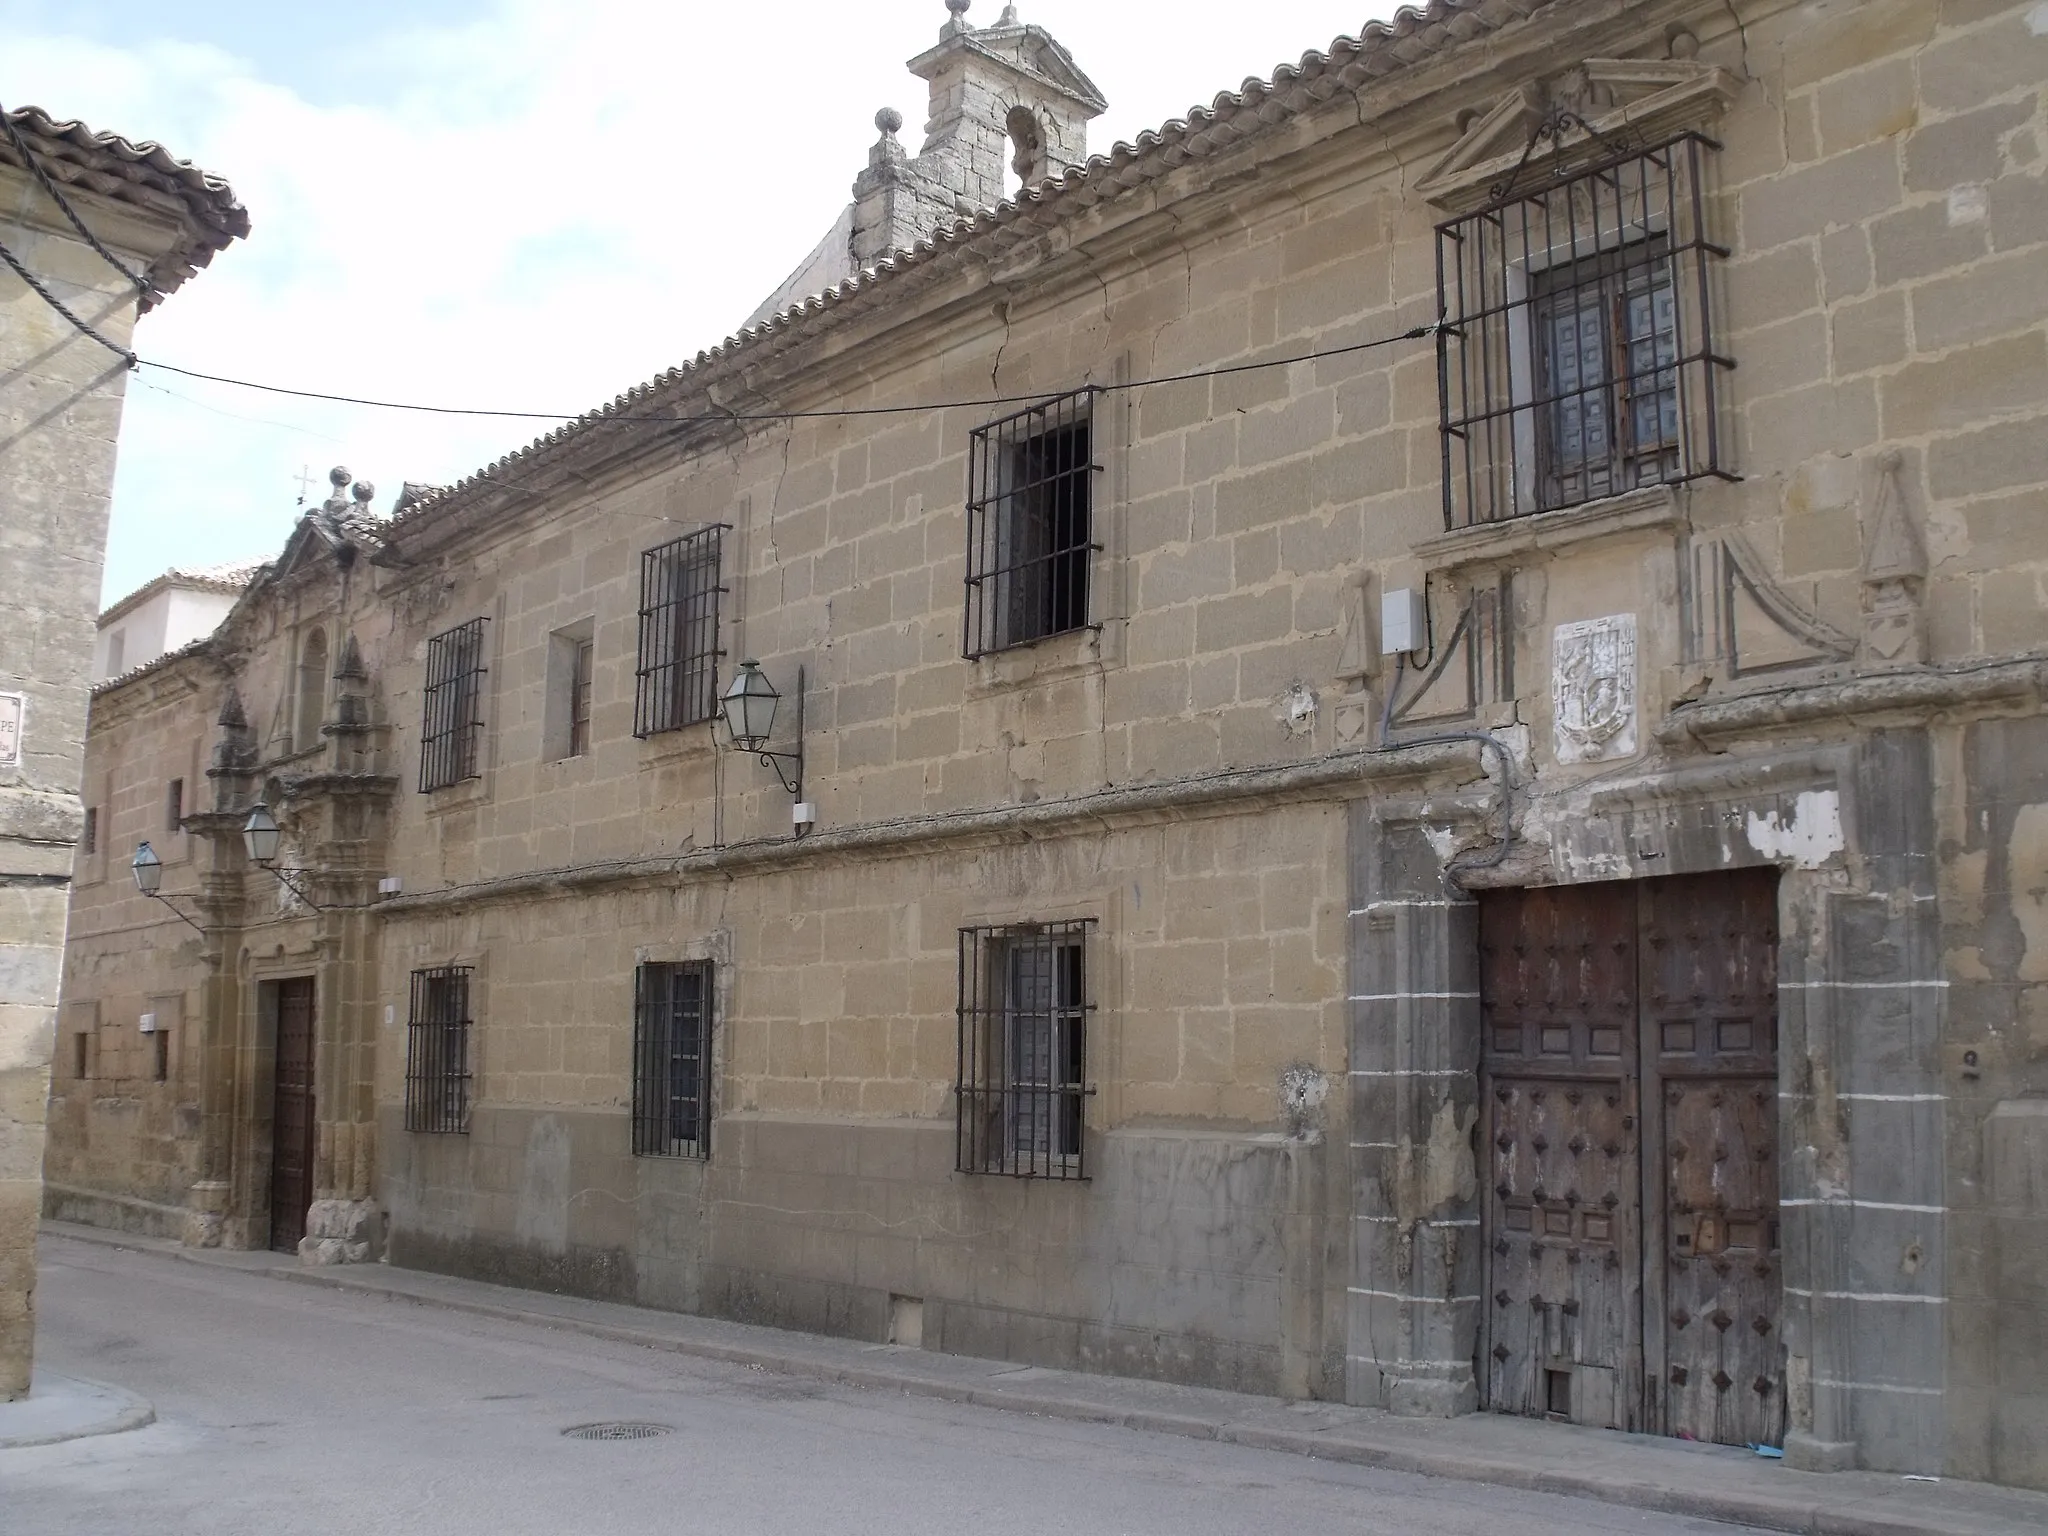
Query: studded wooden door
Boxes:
[
  {"xmin": 269, "ymin": 976, "xmax": 317, "ymax": 1255},
  {"xmin": 1643, "ymin": 870, "xmax": 1783, "ymax": 1449},
  {"xmin": 1480, "ymin": 882, "xmax": 1644, "ymax": 1431},
  {"xmin": 1479, "ymin": 872, "xmax": 1781, "ymax": 1446}
]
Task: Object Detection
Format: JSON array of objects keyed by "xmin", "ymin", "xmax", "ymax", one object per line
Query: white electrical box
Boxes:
[
  {"xmin": 792, "ymin": 801, "xmax": 817, "ymax": 828},
  {"xmin": 1381, "ymin": 586, "xmax": 1426, "ymax": 655},
  {"xmin": 138, "ymin": 1011, "xmax": 158, "ymax": 1034},
  {"xmin": 377, "ymin": 875, "xmax": 404, "ymax": 896}
]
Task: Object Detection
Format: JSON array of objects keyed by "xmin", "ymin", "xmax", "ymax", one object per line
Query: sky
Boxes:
[{"xmin": 3, "ymin": 0, "xmax": 1388, "ymax": 607}]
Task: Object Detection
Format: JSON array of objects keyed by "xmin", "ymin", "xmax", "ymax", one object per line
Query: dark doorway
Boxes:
[
  {"xmin": 268, "ymin": 976, "xmax": 317, "ymax": 1254},
  {"xmin": 1478, "ymin": 869, "xmax": 1782, "ymax": 1448}
]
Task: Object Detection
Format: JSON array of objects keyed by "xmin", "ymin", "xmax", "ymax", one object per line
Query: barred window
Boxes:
[
  {"xmin": 405, "ymin": 965, "xmax": 473, "ymax": 1134},
  {"xmin": 82, "ymin": 806, "xmax": 98, "ymax": 855},
  {"xmin": 635, "ymin": 526, "xmax": 726, "ymax": 737},
  {"xmin": 1436, "ymin": 133, "xmax": 1732, "ymax": 530},
  {"xmin": 956, "ymin": 921, "xmax": 1093, "ymax": 1179},
  {"xmin": 964, "ymin": 390, "xmax": 1099, "ymax": 659},
  {"xmin": 419, "ymin": 618, "xmax": 488, "ymax": 792},
  {"xmin": 633, "ymin": 961, "xmax": 711, "ymax": 1158}
]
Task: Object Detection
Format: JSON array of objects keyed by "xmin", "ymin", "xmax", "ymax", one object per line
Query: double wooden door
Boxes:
[
  {"xmin": 269, "ymin": 977, "xmax": 317, "ymax": 1254},
  {"xmin": 1478, "ymin": 871, "xmax": 1783, "ymax": 1447}
]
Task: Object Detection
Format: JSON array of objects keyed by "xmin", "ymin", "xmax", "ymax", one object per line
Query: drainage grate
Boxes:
[{"xmin": 562, "ymin": 1422, "xmax": 675, "ymax": 1442}]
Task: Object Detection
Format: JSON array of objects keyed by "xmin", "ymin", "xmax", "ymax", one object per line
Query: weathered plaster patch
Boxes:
[
  {"xmin": 1422, "ymin": 825, "xmax": 1459, "ymax": 862},
  {"xmin": 1745, "ymin": 790, "xmax": 1844, "ymax": 869},
  {"xmin": 1387, "ymin": 1098, "xmax": 1478, "ymax": 1225},
  {"xmin": 1948, "ymin": 186, "xmax": 1988, "ymax": 227},
  {"xmin": 2006, "ymin": 803, "xmax": 2048, "ymax": 982},
  {"xmin": 1279, "ymin": 1062, "xmax": 1329, "ymax": 1136},
  {"xmin": 2029, "ymin": 2, "xmax": 2048, "ymax": 36}
]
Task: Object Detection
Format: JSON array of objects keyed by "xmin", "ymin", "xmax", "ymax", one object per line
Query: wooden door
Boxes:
[
  {"xmin": 1480, "ymin": 872, "xmax": 1782, "ymax": 1446},
  {"xmin": 1643, "ymin": 871, "xmax": 1783, "ymax": 1447},
  {"xmin": 269, "ymin": 977, "xmax": 317, "ymax": 1254},
  {"xmin": 1480, "ymin": 882, "xmax": 1643, "ymax": 1431}
]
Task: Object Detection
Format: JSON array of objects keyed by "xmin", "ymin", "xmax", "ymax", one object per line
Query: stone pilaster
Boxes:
[{"xmin": 1346, "ymin": 802, "xmax": 1483, "ymax": 1415}]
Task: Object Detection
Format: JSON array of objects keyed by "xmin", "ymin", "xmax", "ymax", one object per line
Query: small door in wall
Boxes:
[{"xmin": 268, "ymin": 977, "xmax": 317, "ymax": 1254}]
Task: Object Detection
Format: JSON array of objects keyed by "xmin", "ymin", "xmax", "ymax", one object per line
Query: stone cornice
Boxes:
[
  {"xmin": 375, "ymin": 741, "xmax": 1477, "ymax": 918},
  {"xmin": 1657, "ymin": 657, "xmax": 2048, "ymax": 746}
]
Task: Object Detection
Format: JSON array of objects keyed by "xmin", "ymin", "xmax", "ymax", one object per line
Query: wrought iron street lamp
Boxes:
[
  {"xmin": 241, "ymin": 801, "xmax": 322, "ymax": 908},
  {"xmin": 719, "ymin": 660, "xmax": 813, "ymax": 835},
  {"xmin": 131, "ymin": 841, "xmax": 205, "ymax": 933}
]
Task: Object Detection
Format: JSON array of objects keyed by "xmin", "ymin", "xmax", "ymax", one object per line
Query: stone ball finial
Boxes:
[
  {"xmin": 328, "ymin": 465, "xmax": 351, "ymax": 489},
  {"xmin": 945, "ymin": 0, "xmax": 970, "ymax": 15},
  {"xmin": 876, "ymin": 106, "xmax": 904, "ymax": 136},
  {"xmin": 351, "ymin": 480, "xmax": 375, "ymax": 504}
]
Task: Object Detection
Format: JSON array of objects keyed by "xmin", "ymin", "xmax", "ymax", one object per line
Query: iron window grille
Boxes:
[
  {"xmin": 419, "ymin": 617, "xmax": 488, "ymax": 792},
  {"xmin": 635, "ymin": 526, "xmax": 727, "ymax": 737},
  {"xmin": 1436, "ymin": 133, "xmax": 1733, "ymax": 530},
  {"xmin": 82, "ymin": 806, "xmax": 97, "ymax": 855},
  {"xmin": 956, "ymin": 920, "xmax": 1094, "ymax": 1179},
  {"xmin": 405, "ymin": 965, "xmax": 473, "ymax": 1134},
  {"xmin": 964, "ymin": 389, "xmax": 1101, "ymax": 659},
  {"xmin": 633, "ymin": 961, "xmax": 712, "ymax": 1158}
]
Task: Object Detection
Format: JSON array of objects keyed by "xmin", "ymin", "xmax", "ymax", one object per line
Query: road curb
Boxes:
[
  {"xmin": 0, "ymin": 1374, "xmax": 155, "ymax": 1451},
  {"xmin": 270, "ymin": 1265, "xmax": 1870, "ymax": 1536},
  {"xmin": 42, "ymin": 1225, "xmax": 2043, "ymax": 1536}
]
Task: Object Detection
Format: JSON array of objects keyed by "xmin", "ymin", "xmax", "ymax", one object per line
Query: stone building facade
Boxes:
[
  {"xmin": 47, "ymin": 0, "xmax": 2048, "ymax": 1488},
  {"xmin": 0, "ymin": 105, "xmax": 245, "ymax": 1398}
]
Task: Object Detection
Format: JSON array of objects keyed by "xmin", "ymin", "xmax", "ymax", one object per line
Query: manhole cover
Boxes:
[{"xmin": 562, "ymin": 1422, "xmax": 675, "ymax": 1442}]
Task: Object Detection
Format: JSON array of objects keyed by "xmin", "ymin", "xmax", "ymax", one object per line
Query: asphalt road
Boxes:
[{"xmin": 5, "ymin": 1235, "xmax": 1772, "ymax": 1536}]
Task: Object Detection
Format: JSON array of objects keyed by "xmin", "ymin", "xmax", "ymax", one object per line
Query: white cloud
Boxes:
[{"xmin": 7, "ymin": 1, "xmax": 1379, "ymax": 604}]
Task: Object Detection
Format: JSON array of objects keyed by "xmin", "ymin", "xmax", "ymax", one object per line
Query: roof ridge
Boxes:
[{"xmin": 390, "ymin": 0, "xmax": 1554, "ymax": 529}]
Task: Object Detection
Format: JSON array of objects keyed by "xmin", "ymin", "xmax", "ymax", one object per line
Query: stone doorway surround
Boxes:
[{"xmin": 1345, "ymin": 732, "xmax": 1945, "ymax": 1476}]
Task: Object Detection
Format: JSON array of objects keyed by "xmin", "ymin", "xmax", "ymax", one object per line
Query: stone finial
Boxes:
[
  {"xmin": 998, "ymin": 3, "xmax": 1019, "ymax": 23},
  {"xmin": 945, "ymin": 0, "xmax": 971, "ymax": 14},
  {"xmin": 943, "ymin": 0, "xmax": 972, "ymax": 35},
  {"xmin": 333, "ymin": 632, "xmax": 368, "ymax": 682},
  {"xmin": 217, "ymin": 686, "xmax": 248, "ymax": 731},
  {"xmin": 875, "ymin": 106, "xmax": 904, "ymax": 137},
  {"xmin": 1859, "ymin": 450, "xmax": 1928, "ymax": 669},
  {"xmin": 320, "ymin": 465, "xmax": 353, "ymax": 514},
  {"xmin": 351, "ymin": 480, "xmax": 375, "ymax": 506}
]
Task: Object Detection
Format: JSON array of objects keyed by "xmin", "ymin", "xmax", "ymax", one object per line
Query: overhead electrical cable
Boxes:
[
  {"xmin": 1, "ymin": 96, "xmax": 1442, "ymax": 429},
  {"xmin": 0, "ymin": 233, "xmax": 136, "ymax": 361},
  {"xmin": 139, "ymin": 322, "xmax": 1444, "ymax": 426},
  {"xmin": 0, "ymin": 100, "xmax": 153, "ymax": 298}
]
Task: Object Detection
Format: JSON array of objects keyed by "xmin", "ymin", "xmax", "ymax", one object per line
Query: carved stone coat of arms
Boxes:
[{"xmin": 1552, "ymin": 613, "xmax": 1638, "ymax": 764}]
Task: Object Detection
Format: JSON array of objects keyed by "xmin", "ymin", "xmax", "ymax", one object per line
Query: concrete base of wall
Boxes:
[
  {"xmin": 383, "ymin": 1105, "xmax": 1339, "ymax": 1399},
  {"xmin": 40, "ymin": 1183, "xmax": 186, "ymax": 1244}
]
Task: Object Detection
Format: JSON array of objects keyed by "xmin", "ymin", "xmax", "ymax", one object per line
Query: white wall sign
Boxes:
[
  {"xmin": 1552, "ymin": 614, "xmax": 1638, "ymax": 765},
  {"xmin": 0, "ymin": 692, "xmax": 22, "ymax": 768}
]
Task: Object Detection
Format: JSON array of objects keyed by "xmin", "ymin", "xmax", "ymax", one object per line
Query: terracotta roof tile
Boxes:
[{"xmin": 1, "ymin": 103, "xmax": 249, "ymax": 306}]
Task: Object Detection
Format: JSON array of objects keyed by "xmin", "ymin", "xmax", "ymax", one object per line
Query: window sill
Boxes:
[
  {"xmin": 421, "ymin": 774, "xmax": 490, "ymax": 814},
  {"xmin": 1413, "ymin": 485, "xmax": 1686, "ymax": 569},
  {"xmin": 966, "ymin": 623, "xmax": 1121, "ymax": 696},
  {"xmin": 635, "ymin": 722, "xmax": 719, "ymax": 766}
]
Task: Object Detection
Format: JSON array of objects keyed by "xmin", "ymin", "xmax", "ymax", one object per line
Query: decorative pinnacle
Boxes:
[
  {"xmin": 351, "ymin": 480, "xmax": 375, "ymax": 504},
  {"xmin": 875, "ymin": 106, "xmax": 903, "ymax": 136},
  {"xmin": 328, "ymin": 465, "xmax": 351, "ymax": 489},
  {"xmin": 945, "ymin": 0, "xmax": 970, "ymax": 14}
]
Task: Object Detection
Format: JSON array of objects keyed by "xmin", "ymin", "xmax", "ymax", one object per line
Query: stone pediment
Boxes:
[
  {"xmin": 1418, "ymin": 57, "xmax": 1741, "ymax": 212},
  {"xmin": 912, "ymin": 21, "xmax": 1109, "ymax": 112}
]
